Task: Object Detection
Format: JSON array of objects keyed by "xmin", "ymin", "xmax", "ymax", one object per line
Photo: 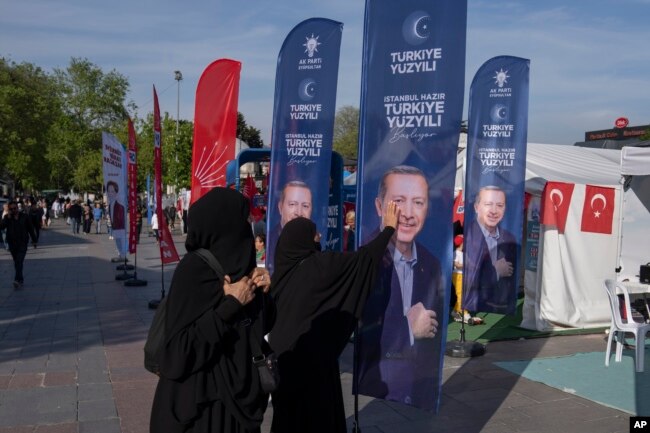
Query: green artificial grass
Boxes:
[{"xmin": 446, "ymin": 297, "xmax": 608, "ymax": 344}]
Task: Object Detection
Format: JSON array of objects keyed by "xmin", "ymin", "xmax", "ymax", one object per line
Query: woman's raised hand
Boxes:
[
  {"xmin": 223, "ymin": 275, "xmax": 256, "ymax": 305},
  {"xmin": 382, "ymin": 200, "xmax": 400, "ymax": 229},
  {"xmin": 249, "ymin": 267, "xmax": 271, "ymax": 293}
]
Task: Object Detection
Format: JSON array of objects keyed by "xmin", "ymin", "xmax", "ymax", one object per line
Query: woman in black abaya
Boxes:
[
  {"xmin": 269, "ymin": 202, "xmax": 399, "ymax": 433},
  {"xmin": 150, "ymin": 187, "xmax": 273, "ymax": 433}
]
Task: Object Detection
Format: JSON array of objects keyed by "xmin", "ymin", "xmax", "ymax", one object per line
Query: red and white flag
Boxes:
[
  {"xmin": 127, "ymin": 118, "xmax": 138, "ymax": 254},
  {"xmin": 153, "ymin": 86, "xmax": 180, "ymax": 264},
  {"xmin": 581, "ymin": 185, "xmax": 615, "ymax": 234},
  {"xmin": 540, "ymin": 181, "xmax": 574, "ymax": 234}
]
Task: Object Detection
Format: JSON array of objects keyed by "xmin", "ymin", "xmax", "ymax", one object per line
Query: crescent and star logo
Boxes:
[
  {"xmin": 590, "ymin": 193, "xmax": 607, "ymax": 218},
  {"xmin": 402, "ymin": 11, "xmax": 431, "ymax": 46},
  {"xmin": 549, "ymin": 188, "xmax": 563, "ymax": 210},
  {"xmin": 298, "ymin": 78, "xmax": 316, "ymax": 101}
]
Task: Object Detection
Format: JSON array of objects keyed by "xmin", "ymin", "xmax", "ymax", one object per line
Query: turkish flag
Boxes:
[
  {"xmin": 540, "ymin": 181, "xmax": 574, "ymax": 234},
  {"xmin": 581, "ymin": 185, "xmax": 615, "ymax": 234},
  {"xmin": 243, "ymin": 175, "xmax": 264, "ymax": 222},
  {"xmin": 452, "ymin": 190, "xmax": 464, "ymax": 226}
]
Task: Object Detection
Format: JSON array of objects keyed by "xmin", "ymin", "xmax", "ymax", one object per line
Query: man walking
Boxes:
[{"xmin": 0, "ymin": 201, "xmax": 37, "ymax": 289}]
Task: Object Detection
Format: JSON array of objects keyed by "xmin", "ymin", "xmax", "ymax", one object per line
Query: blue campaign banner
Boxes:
[
  {"xmin": 355, "ymin": 0, "xmax": 467, "ymax": 412},
  {"xmin": 462, "ymin": 56, "xmax": 530, "ymax": 316},
  {"xmin": 266, "ymin": 18, "xmax": 342, "ymax": 273}
]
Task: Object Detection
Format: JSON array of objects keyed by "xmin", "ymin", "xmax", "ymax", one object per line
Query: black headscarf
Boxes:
[
  {"xmin": 159, "ymin": 187, "xmax": 267, "ymax": 430},
  {"xmin": 269, "ymin": 217, "xmax": 394, "ymax": 358},
  {"xmin": 185, "ymin": 187, "xmax": 256, "ymax": 280}
]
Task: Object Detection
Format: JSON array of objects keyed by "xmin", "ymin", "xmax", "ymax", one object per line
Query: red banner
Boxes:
[
  {"xmin": 153, "ymin": 86, "xmax": 180, "ymax": 264},
  {"xmin": 190, "ymin": 59, "xmax": 242, "ymax": 205},
  {"xmin": 581, "ymin": 185, "xmax": 615, "ymax": 234},
  {"xmin": 540, "ymin": 181, "xmax": 575, "ymax": 234},
  {"xmin": 127, "ymin": 118, "xmax": 138, "ymax": 254}
]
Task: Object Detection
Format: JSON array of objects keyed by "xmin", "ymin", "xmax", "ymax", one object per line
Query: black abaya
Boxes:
[
  {"xmin": 150, "ymin": 188, "xmax": 273, "ymax": 433},
  {"xmin": 268, "ymin": 217, "xmax": 394, "ymax": 433}
]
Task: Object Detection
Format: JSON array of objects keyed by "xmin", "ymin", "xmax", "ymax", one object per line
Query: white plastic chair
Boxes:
[{"xmin": 604, "ymin": 279, "xmax": 650, "ymax": 372}]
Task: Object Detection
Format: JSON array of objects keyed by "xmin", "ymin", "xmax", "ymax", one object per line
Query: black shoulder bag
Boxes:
[
  {"xmin": 143, "ymin": 248, "xmax": 224, "ymax": 375},
  {"xmin": 249, "ymin": 294, "xmax": 280, "ymax": 393}
]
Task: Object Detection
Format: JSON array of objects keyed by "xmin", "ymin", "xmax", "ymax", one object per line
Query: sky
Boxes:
[{"xmin": 1, "ymin": 0, "xmax": 649, "ymax": 146}]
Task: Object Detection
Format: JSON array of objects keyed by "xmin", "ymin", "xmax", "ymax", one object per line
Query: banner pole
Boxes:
[
  {"xmin": 352, "ymin": 320, "xmax": 361, "ymax": 433},
  {"xmin": 125, "ymin": 250, "xmax": 147, "ymax": 287}
]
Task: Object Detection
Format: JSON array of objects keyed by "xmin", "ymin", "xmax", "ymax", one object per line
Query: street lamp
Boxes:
[{"xmin": 173, "ymin": 70, "xmax": 182, "ymax": 189}]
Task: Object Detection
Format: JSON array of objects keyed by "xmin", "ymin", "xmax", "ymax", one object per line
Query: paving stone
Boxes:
[
  {"xmin": 34, "ymin": 422, "xmax": 78, "ymax": 433},
  {"xmin": 0, "ymin": 386, "xmax": 76, "ymax": 426},
  {"xmin": 9, "ymin": 373, "xmax": 44, "ymax": 389},
  {"xmin": 78, "ymin": 383, "xmax": 113, "ymax": 402},
  {"xmin": 43, "ymin": 371, "xmax": 76, "ymax": 387},
  {"xmin": 78, "ymin": 418, "xmax": 121, "ymax": 433},
  {"xmin": 78, "ymin": 398, "xmax": 118, "ymax": 421}
]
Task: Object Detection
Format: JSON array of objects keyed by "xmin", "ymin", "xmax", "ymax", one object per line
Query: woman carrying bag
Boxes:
[{"xmin": 150, "ymin": 187, "xmax": 273, "ymax": 433}]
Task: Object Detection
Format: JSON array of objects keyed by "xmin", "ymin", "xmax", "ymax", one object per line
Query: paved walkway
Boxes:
[{"xmin": 0, "ymin": 219, "xmax": 630, "ymax": 432}]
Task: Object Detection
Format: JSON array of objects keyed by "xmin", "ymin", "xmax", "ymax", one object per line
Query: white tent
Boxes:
[
  {"xmin": 520, "ymin": 143, "xmax": 649, "ymax": 330},
  {"xmin": 455, "ymin": 143, "xmax": 650, "ymax": 330}
]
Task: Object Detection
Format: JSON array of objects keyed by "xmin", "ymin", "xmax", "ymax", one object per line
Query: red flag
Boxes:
[
  {"xmin": 242, "ymin": 174, "xmax": 256, "ymax": 200},
  {"xmin": 540, "ymin": 181, "xmax": 574, "ymax": 234},
  {"xmin": 243, "ymin": 175, "xmax": 264, "ymax": 222},
  {"xmin": 190, "ymin": 59, "xmax": 242, "ymax": 205},
  {"xmin": 581, "ymin": 185, "xmax": 615, "ymax": 234},
  {"xmin": 127, "ymin": 118, "xmax": 138, "ymax": 254},
  {"xmin": 452, "ymin": 190, "xmax": 464, "ymax": 225},
  {"xmin": 153, "ymin": 87, "xmax": 180, "ymax": 264}
]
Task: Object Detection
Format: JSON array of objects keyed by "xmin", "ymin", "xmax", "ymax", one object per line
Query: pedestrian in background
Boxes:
[
  {"xmin": 68, "ymin": 200, "xmax": 82, "ymax": 235},
  {"xmin": 0, "ymin": 201, "xmax": 37, "ymax": 289},
  {"xmin": 1, "ymin": 203, "xmax": 9, "ymax": 250},
  {"xmin": 93, "ymin": 203, "xmax": 104, "ymax": 234}
]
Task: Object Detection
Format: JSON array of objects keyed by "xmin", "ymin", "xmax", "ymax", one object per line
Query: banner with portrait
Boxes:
[
  {"xmin": 190, "ymin": 59, "xmax": 242, "ymax": 205},
  {"xmin": 102, "ymin": 132, "xmax": 129, "ymax": 257},
  {"xmin": 462, "ymin": 56, "xmax": 530, "ymax": 316},
  {"xmin": 266, "ymin": 18, "xmax": 342, "ymax": 273},
  {"xmin": 354, "ymin": 0, "xmax": 467, "ymax": 412}
]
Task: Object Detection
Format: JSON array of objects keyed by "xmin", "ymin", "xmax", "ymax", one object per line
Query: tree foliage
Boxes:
[
  {"xmin": 237, "ymin": 112, "xmax": 264, "ymax": 148},
  {"xmin": 49, "ymin": 58, "xmax": 131, "ymax": 193},
  {"xmin": 333, "ymin": 105, "xmax": 359, "ymax": 159},
  {"xmin": 1, "ymin": 57, "xmax": 264, "ymax": 196},
  {"xmin": 0, "ymin": 58, "xmax": 60, "ymax": 190}
]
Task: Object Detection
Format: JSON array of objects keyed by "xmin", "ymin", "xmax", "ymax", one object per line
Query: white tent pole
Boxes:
[{"xmin": 614, "ymin": 177, "xmax": 625, "ymax": 276}]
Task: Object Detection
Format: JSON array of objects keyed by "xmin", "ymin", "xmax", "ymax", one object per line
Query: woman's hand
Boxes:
[
  {"xmin": 249, "ymin": 267, "xmax": 271, "ymax": 293},
  {"xmin": 223, "ymin": 275, "xmax": 256, "ymax": 305},
  {"xmin": 382, "ymin": 200, "xmax": 400, "ymax": 230}
]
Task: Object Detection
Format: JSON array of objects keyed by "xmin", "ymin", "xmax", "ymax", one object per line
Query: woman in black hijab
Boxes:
[
  {"xmin": 269, "ymin": 202, "xmax": 400, "ymax": 433},
  {"xmin": 150, "ymin": 187, "xmax": 273, "ymax": 433}
]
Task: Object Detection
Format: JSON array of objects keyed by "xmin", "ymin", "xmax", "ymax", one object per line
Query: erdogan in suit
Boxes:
[
  {"xmin": 356, "ymin": 165, "xmax": 444, "ymax": 410},
  {"xmin": 463, "ymin": 185, "xmax": 518, "ymax": 314}
]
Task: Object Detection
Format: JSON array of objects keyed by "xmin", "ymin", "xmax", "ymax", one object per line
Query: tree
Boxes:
[
  {"xmin": 0, "ymin": 58, "xmax": 60, "ymax": 191},
  {"xmin": 333, "ymin": 105, "xmax": 359, "ymax": 159},
  {"xmin": 48, "ymin": 57, "xmax": 131, "ymax": 192},
  {"xmin": 237, "ymin": 112, "xmax": 264, "ymax": 148}
]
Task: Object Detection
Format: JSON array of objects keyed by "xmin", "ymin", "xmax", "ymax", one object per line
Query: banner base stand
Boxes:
[
  {"xmin": 115, "ymin": 273, "xmax": 134, "ymax": 281},
  {"xmin": 445, "ymin": 339, "xmax": 486, "ymax": 358},
  {"xmin": 116, "ymin": 264, "xmax": 135, "ymax": 271},
  {"xmin": 148, "ymin": 299, "xmax": 161, "ymax": 310},
  {"xmin": 125, "ymin": 278, "xmax": 147, "ymax": 287}
]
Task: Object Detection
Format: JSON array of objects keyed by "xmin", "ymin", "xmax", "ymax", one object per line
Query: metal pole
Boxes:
[{"xmin": 174, "ymin": 70, "xmax": 182, "ymax": 190}]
